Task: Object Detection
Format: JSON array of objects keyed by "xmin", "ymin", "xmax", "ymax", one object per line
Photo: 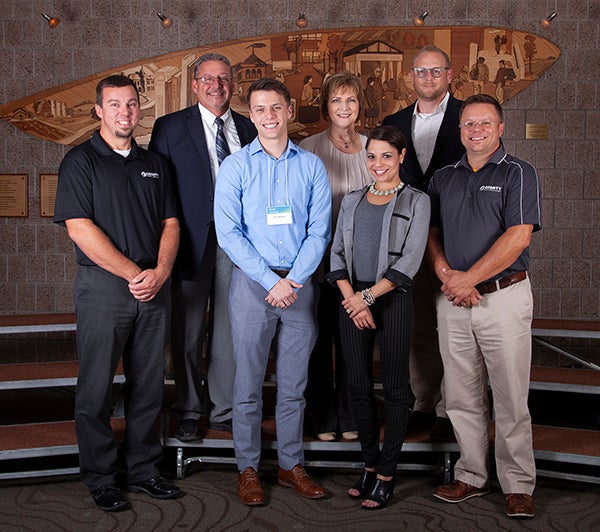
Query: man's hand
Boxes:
[
  {"xmin": 441, "ymin": 267, "xmax": 482, "ymax": 307},
  {"xmin": 265, "ymin": 278, "xmax": 302, "ymax": 308},
  {"xmin": 128, "ymin": 267, "xmax": 169, "ymax": 302}
]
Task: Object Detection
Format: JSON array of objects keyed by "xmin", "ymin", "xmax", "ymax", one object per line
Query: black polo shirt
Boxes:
[
  {"xmin": 54, "ymin": 130, "xmax": 178, "ymax": 268},
  {"xmin": 428, "ymin": 144, "xmax": 541, "ymax": 281}
]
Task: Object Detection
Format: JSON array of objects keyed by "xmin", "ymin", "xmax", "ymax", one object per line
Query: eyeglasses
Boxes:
[
  {"xmin": 412, "ymin": 67, "xmax": 449, "ymax": 78},
  {"xmin": 195, "ymin": 75, "xmax": 233, "ymax": 85},
  {"xmin": 460, "ymin": 120, "xmax": 499, "ymax": 130}
]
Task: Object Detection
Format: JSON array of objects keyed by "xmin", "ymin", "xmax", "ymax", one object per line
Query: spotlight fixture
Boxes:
[
  {"xmin": 413, "ymin": 11, "xmax": 428, "ymax": 27},
  {"xmin": 540, "ymin": 11, "xmax": 557, "ymax": 29},
  {"xmin": 41, "ymin": 13, "xmax": 60, "ymax": 28},
  {"xmin": 156, "ymin": 12, "xmax": 173, "ymax": 28},
  {"xmin": 296, "ymin": 12, "xmax": 308, "ymax": 29}
]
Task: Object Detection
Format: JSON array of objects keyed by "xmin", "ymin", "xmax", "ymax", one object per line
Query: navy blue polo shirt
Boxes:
[
  {"xmin": 428, "ymin": 144, "xmax": 541, "ymax": 281},
  {"xmin": 54, "ymin": 130, "xmax": 178, "ymax": 268}
]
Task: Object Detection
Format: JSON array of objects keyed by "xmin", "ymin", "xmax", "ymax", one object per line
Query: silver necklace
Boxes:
[{"xmin": 368, "ymin": 182, "xmax": 404, "ymax": 196}]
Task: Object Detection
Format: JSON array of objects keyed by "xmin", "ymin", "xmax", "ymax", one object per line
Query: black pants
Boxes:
[
  {"xmin": 74, "ymin": 266, "xmax": 169, "ymax": 491},
  {"xmin": 338, "ymin": 282, "xmax": 414, "ymax": 476},
  {"xmin": 304, "ymin": 282, "xmax": 355, "ymax": 435}
]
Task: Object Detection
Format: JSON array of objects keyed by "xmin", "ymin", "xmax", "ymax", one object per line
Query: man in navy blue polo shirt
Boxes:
[
  {"xmin": 427, "ymin": 94, "xmax": 541, "ymax": 519},
  {"xmin": 54, "ymin": 75, "xmax": 181, "ymax": 512}
]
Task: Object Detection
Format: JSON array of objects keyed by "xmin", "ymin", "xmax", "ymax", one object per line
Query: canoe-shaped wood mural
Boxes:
[{"xmin": 0, "ymin": 26, "xmax": 560, "ymax": 146}]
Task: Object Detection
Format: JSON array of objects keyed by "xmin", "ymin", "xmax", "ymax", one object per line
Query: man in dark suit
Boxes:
[
  {"xmin": 149, "ymin": 53, "xmax": 257, "ymax": 440},
  {"xmin": 383, "ymin": 45, "xmax": 464, "ymax": 441}
]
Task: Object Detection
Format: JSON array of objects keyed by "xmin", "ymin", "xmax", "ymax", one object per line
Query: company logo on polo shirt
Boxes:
[
  {"xmin": 479, "ymin": 185, "xmax": 502, "ymax": 193},
  {"xmin": 141, "ymin": 171, "xmax": 160, "ymax": 179}
]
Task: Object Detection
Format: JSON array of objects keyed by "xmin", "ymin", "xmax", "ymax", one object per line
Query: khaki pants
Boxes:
[{"xmin": 435, "ymin": 278, "xmax": 536, "ymax": 495}]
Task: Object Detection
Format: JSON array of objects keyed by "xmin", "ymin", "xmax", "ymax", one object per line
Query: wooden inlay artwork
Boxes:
[{"xmin": 0, "ymin": 26, "xmax": 560, "ymax": 146}]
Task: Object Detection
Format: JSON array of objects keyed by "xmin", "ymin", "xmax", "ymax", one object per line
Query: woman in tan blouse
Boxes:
[{"xmin": 300, "ymin": 72, "xmax": 372, "ymax": 442}]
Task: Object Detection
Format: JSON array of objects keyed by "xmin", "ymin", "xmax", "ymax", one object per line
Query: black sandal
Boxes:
[
  {"xmin": 348, "ymin": 470, "xmax": 377, "ymax": 499},
  {"xmin": 362, "ymin": 477, "xmax": 395, "ymax": 510}
]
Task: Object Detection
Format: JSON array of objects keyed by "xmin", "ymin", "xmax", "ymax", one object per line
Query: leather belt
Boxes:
[
  {"xmin": 271, "ymin": 268, "xmax": 290, "ymax": 278},
  {"xmin": 476, "ymin": 271, "xmax": 527, "ymax": 295}
]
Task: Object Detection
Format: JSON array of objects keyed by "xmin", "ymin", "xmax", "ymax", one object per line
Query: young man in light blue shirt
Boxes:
[{"xmin": 214, "ymin": 78, "xmax": 331, "ymax": 506}]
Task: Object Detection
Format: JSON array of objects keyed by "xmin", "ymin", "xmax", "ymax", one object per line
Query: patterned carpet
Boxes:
[{"xmin": 0, "ymin": 465, "xmax": 598, "ymax": 531}]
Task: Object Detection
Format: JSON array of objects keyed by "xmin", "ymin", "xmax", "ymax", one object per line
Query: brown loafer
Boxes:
[
  {"xmin": 506, "ymin": 493, "xmax": 535, "ymax": 518},
  {"xmin": 433, "ymin": 479, "xmax": 489, "ymax": 503},
  {"xmin": 237, "ymin": 467, "xmax": 265, "ymax": 506},
  {"xmin": 277, "ymin": 465, "xmax": 326, "ymax": 499}
]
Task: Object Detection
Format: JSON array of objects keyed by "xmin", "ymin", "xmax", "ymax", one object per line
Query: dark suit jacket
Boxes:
[
  {"xmin": 383, "ymin": 95, "xmax": 464, "ymax": 192},
  {"xmin": 149, "ymin": 105, "xmax": 257, "ymax": 281}
]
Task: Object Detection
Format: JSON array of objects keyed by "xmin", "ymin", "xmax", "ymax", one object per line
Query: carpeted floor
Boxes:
[{"xmin": 0, "ymin": 464, "xmax": 598, "ymax": 531}]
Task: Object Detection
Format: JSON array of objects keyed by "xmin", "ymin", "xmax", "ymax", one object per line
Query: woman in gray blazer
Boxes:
[{"xmin": 327, "ymin": 125, "xmax": 430, "ymax": 510}]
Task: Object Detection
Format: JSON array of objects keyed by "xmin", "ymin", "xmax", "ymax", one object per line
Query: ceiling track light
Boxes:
[
  {"xmin": 296, "ymin": 12, "xmax": 308, "ymax": 28},
  {"xmin": 413, "ymin": 11, "xmax": 428, "ymax": 27},
  {"xmin": 540, "ymin": 11, "xmax": 557, "ymax": 29},
  {"xmin": 157, "ymin": 12, "xmax": 173, "ymax": 28},
  {"xmin": 41, "ymin": 13, "xmax": 60, "ymax": 28}
]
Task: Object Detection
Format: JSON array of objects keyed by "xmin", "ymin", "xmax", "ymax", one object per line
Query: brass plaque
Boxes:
[
  {"xmin": 525, "ymin": 123, "xmax": 549, "ymax": 140},
  {"xmin": 0, "ymin": 174, "xmax": 27, "ymax": 217},
  {"xmin": 40, "ymin": 173, "xmax": 59, "ymax": 217}
]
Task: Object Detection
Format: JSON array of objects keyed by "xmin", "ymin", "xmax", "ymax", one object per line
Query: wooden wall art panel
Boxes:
[{"xmin": 0, "ymin": 26, "xmax": 560, "ymax": 146}]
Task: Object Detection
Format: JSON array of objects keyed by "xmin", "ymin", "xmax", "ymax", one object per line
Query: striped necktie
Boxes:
[{"xmin": 214, "ymin": 116, "xmax": 231, "ymax": 165}]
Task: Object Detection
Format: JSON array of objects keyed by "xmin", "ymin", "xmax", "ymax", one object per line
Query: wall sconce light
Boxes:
[
  {"xmin": 41, "ymin": 13, "xmax": 61, "ymax": 28},
  {"xmin": 540, "ymin": 12, "xmax": 557, "ymax": 29},
  {"xmin": 296, "ymin": 12, "xmax": 308, "ymax": 28},
  {"xmin": 413, "ymin": 11, "xmax": 428, "ymax": 27},
  {"xmin": 157, "ymin": 12, "xmax": 173, "ymax": 28}
]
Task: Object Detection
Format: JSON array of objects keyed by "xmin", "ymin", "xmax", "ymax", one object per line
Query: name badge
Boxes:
[{"xmin": 266, "ymin": 205, "xmax": 293, "ymax": 225}]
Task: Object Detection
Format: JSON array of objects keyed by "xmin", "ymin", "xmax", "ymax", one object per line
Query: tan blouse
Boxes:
[{"xmin": 299, "ymin": 130, "xmax": 372, "ymax": 229}]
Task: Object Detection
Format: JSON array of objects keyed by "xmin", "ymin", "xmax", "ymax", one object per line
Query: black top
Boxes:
[
  {"xmin": 383, "ymin": 95, "xmax": 465, "ymax": 192},
  {"xmin": 54, "ymin": 130, "xmax": 178, "ymax": 268}
]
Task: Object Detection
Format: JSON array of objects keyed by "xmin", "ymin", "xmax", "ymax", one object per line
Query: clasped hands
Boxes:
[
  {"xmin": 265, "ymin": 278, "xmax": 302, "ymax": 308},
  {"xmin": 440, "ymin": 267, "xmax": 482, "ymax": 307},
  {"xmin": 128, "ymin": 268, "xmax": 167, "ymax": 302},
  {"xmin": 343, "ymin": 292, "xmax": 375, "ymax": 330}
]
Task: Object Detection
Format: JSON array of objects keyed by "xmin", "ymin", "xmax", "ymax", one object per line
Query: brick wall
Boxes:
[{"xmin": 0, "ymin": 0, "xmax": 598, "ymax": 318}]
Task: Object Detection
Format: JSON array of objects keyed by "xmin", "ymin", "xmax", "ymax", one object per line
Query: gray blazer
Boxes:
[{"xmin": 327, "ymin": 185, "xmax": 430, "ymax": 290}]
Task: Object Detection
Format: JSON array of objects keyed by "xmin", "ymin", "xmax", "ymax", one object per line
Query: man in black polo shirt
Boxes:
[
  {"xmin": 54, "ymin": 75, "xmax": 181, "ymax": 512},
  {"xmin": 427, "ymin": 94, "xmax": 541, "ymax": 518}
]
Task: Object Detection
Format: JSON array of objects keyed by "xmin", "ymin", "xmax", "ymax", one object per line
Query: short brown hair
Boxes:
[
  {"xmin": 247, "ymin": 78, "xmax": 291, "ymax": 107},
  {"xmin": 459, "ymin": 94, "xmax": 504, "ymax": 123},
  {"xmin": 96, "ymin": 75, "xmax": 138, "ymax": 107}
]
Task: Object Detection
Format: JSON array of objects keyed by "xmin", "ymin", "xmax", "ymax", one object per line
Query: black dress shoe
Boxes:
[
  {"xmin": 348, "ymin": 470, "xmax": 377, "ymax": 499},
  {"xmin": 362, "ymin": 477, "xmax": 395, "ymax": 510},
  {"xmin": 91, "ymin": 484, "xmax": 130, "ymax": 512},
  {"xmin": 126, "ymin": 477, "xmax": 182, "ymax": 499},
  {"xmin": 208, "ymin": 418, "xmax": 233, "ymax": 433},
  {"xmin": 175, "ymin": 419, "xmax": 200, "ymax": 441}
]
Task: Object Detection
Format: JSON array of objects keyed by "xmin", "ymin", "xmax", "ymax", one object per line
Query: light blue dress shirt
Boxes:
[{"xmin": 214, "ymin": 137, "xmax": 332, "ymax": 292}]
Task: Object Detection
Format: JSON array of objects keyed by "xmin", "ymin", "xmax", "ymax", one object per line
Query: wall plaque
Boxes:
[
  {"xmin": 40, "ymin": 173, "xmax": 59, "ymax": 217},
  {"xmin": 525, "ymin": 123, "xmax": 549, "ymax": 140},
  {"xmin": 0, "ymin": 174, "xmax": 27, "ymax": 217}
]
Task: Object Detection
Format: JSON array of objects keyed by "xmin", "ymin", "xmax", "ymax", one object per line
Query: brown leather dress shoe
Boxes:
[
  {"xmin": 433, "ymin": 479, "xmax": 490, "ymax": 503},
  {"xmin": 277, "ymin": 465, "xmax": 326, "ymax": 499},
  {"xmin": 237, "ymin": 467, "xmax": 265, "ymax": 506},
  {"xmin": 506, "ymin": 493, "xmax": 535, "ymax": 518}
]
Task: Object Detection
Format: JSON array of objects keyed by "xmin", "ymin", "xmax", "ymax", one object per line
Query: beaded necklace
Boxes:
[{"xmin": 368, "ymin": 182, "xmax": 405, "ymax": 196}]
